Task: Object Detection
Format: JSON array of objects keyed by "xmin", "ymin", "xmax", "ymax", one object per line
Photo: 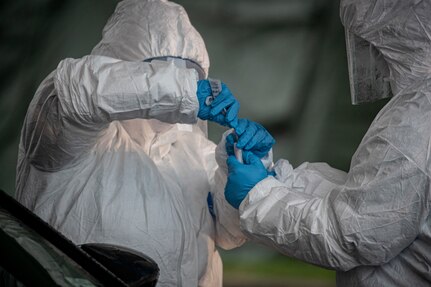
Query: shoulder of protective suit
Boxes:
[{"xmin": 362, "ymin": 79, "xmax": 431, "ymax": 172}]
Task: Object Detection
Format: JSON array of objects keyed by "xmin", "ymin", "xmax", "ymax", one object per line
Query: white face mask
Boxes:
[{"xmin": 345, "ymin": 31, "xmax": 393, "ymax": 105}]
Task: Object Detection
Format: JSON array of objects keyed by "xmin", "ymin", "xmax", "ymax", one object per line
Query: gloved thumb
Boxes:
[
  {"xmin": 227, "ymin": 155, "xmax": 241, "ymax": 171},
  {"xmin": 197, "ymin": 79, "xmax": 210, "ymax": 89},
  {"xmin": 197, "ymin": 80, "xmax": 211, "ymax": 97},
  {"xmin": 243, "ymin": 151, "xmax": 263, "ymax": 166}
]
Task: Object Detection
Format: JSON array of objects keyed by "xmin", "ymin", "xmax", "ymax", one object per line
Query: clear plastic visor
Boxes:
[{"xmin": 345, "ymin": 31, "xmax": 392, "ymax": 105}]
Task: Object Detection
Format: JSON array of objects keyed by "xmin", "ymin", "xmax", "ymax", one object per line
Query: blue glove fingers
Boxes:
[
  {"xmin": 225, "ymin": 151, "xmax": 268, "ymax": 209},
  {"xmin": 210, "ymin": 84, "xmax": 238, "ymax": 116},
  {"xmin": 262, "ymin": 136, "xmax": 276, "ymax": 152},
  {"xmin": 210, "ymin": 102, "xmax": 240, "ymax": 127},
  {"xmin": 210, "ymin": 97, "xmax": 236, "ymax": 117},
  {"xmin": 210, "ymin": 114, "xmax": 227, "ymax": 126},
  {"xmin": 228, "ymin": 117, "xmax": 239, "ymax": 129},
  {"xmin": 234, "ymin": 119, "xmax": 248, "ymax": 136},
  {"xmin": 227, "ymin": 155, "xmax": 242, "ymax": 172},
  {"xmin": 262, "ymin": 136, "xmax": 276, "ymax": 153},
  {"xmin": 236, "ymin": 124, "xmax": 258, "ymax": 149},
  {"xmin": 243, "ymin": 151, "xmax": 262, "ymax": 166},
  {"xmin": 197, "ymin": 79, "xmax": 211, "ymax": 91},
  {"xmin": 243, "ymin": 129, "xmax": 267, "ymax": 151},
  {"xmin": 211, "ymin": 114, "xmax": 233, "ymax": 127},
  {"xmin": 196, "ymin": 80, "xmax": 212, "ymax": 120},
  {"xmin": 197, "ymin": 80, "xmax": 212, "ymax": 102},
  {"xmin": 225, "ymin": 100, "xmax": 240, "ymax": 124},
  {"xmin": 252, "ymin": 137, "xmax": 276, "ymax": 158}
]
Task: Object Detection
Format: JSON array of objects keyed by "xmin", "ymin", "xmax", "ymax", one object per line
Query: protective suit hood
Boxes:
[
  {"xmin": 92, "ymin": 0, "xmax": 210, "ymax": 136},
  {"xmin": 91, "ymin": 0, "xmax": 210, "ymax": 77},
  {"xmin": 340, "ymin": 0, "xmax": 431, "ymax": 104}
]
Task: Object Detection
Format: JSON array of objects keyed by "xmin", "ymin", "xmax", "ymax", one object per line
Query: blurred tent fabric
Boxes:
[{"xmin": 0, "ymin": 0, "xmax": 388, "ymax": 286}]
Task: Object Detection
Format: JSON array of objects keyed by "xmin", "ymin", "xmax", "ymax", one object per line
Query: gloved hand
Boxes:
[
  {"xmin": 226, "ymin": 119, "xmax": 275, "ymax": 158},
  {"xmin": 225, "ymin": 151, "xmax": 270, "ymax": 209},
  {"xmin": 196, "ymin": 80, "xmax": 239, "ymax": 128}
]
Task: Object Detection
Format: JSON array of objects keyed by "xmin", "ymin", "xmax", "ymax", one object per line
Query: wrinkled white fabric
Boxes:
[
  {"xmin": 239, "ymin": 1, "xmax": 431, "ymax": 286},
  {"xmin": 15, "ymin": 1, "xmax": 245, "ymax": 286}
]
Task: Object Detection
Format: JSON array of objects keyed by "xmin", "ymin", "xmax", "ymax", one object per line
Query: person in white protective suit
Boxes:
[
  {"xmin": 224, "ymin": 0, "xmax": 431, "ymax": 286},
  {"xmin": 15, "ymin": 0, "xmax": 276, "ymax": 286}
]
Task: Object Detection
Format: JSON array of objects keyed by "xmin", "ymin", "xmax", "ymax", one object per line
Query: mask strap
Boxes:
[{"xmin": 144, "ymin": 56, "xmax": 206, "ymax": 80}]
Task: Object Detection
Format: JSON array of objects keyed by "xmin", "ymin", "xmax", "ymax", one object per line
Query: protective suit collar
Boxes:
[
  {"xmin": 120, "ymin": 119, "xmax": 176, "ymax": 158},
  {"xmin": 121, "ymin": 119, "xmax": 208, "ymax": 160}
]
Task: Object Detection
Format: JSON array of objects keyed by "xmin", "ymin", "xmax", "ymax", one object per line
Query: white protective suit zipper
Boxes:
[
  {"xmin": 174, "ymin": 206, "xmax": 186, "ymax": 287},
  {"xmin": 149, "ymin": 134, "xmax": 186, "ymax": 286}
]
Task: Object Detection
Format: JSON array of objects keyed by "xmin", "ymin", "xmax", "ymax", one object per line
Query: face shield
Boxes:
[{"xmin": 345, "ymin": 31, "xmax": 393, "ymax": 105}]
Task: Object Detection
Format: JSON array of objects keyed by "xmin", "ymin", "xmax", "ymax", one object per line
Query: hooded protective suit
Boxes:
[
  {"xmin": 237, "ymin": 1, "xmax": 431, "ymax": 286},
  {"xmin": 15, "ymin": 0, "xmax": 246, "ymax": 286}
]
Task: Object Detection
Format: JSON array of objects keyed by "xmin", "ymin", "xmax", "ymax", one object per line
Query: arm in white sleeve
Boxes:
[
  {"xmin": 54, "ymin": 55, "xmax": 199, "ymax": 125},
  {"xmin": 240, "ymin": 136, "xmax": 430, "ymax": 271},
  {"xmin": 22, "ymin": 55, "xmax": 199, "ymax": 171}
]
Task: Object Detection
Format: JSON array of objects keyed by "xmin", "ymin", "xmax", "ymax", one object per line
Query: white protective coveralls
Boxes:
[
  {"xmin": 15, "ymin": 0, "xmax": 246, "ymax": 286},
  {"xmin": 238, "ymin": 1, "xmax": 431, "ymax": 286}
]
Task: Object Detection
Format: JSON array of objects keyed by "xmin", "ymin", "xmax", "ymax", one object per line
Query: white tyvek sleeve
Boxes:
[
  {"xmin": 54, "ymin": 55, "xmax": 199, "ymax": 125},
  {"xmin": 240, "ymin": 136, "xmax": 430, "ymax": 271},
  {"xmin": 22, "ymin": 55, "xmax": 198, "ymax": 171}
]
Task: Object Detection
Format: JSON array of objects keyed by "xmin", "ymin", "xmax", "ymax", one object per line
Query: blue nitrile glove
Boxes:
[
  {"xmin": 226, "ymin": 119, "xmax": 275, "ymax": 158},
  {"xmin": 197, "ymin": 80, "xmax": 213, "ymax": 120},
  {"xmin": 225, "ymin": 151, "xmax": 269, "ymax": 209},
  {"xmin": 196, "ymin": 80, "xmax": 239, "ymax": 128},
  {"xmin": 209, "ymin": 83, "xmax": 239, "ymax": 128}
]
